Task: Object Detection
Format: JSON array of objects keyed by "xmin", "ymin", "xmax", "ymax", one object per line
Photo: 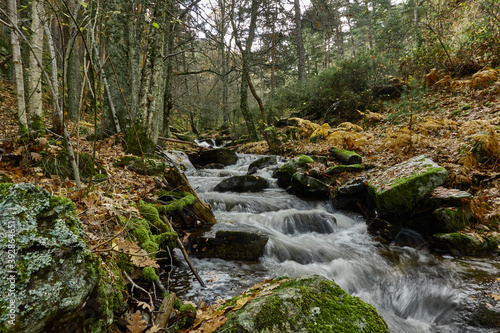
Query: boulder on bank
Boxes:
[
  {"xmin": 190, "ymin": 231, "xmax": 269, "ymax": 261},
  {"xmin": 214, "ymin": 175, "xmax": 269, "ymax": 192},
  {"xmin": 431, "ymin": 232, "xmax": 499, "ymax": 255},
  {"xmin": 0, "ymin": 183, "xmax": 111, "ymax": 333},
  {"xmin": 368, "ymin": 155, "xmax": 448, "ymax": 217},
  {"xmin": 218, "ymin": 275, "xmax": 390, "ymax": 333}
]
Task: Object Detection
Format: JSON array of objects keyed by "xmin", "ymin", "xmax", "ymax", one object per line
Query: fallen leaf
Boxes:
[
  {"xmin": 232, "ymin": 296, "xmax": 250, "ymax": 311},
  {"xmin": 126, "ymin": 310, "xmax": 147, "ymax": 333},
  {"xmin": 491, "ymin": 293, "xmax": 500, "ymax": 301}
]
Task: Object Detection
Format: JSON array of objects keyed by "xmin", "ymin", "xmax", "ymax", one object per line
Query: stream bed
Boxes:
[{"xmin": 161, "ymin": 153, "xmax": 500, "ymax": 333}]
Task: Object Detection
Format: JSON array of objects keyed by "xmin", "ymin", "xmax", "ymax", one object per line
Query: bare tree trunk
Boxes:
[
  {"xmin": 27, "ymin": 1, "xmax": 44, "ymax": 133},
  {"xmin": 44, "ymin": 15, "xmax": 63, "ymax": 134},
  {"xmin": 294, "ymin": 0, "xmax": 306, "ymax": 83},
  {"xmin": 65, "ymin": 0, "xmax": 81, "ymax": 122},
  {"xmin": 8, "ymin": 0, "xmax": 28, "ymax": 132}
]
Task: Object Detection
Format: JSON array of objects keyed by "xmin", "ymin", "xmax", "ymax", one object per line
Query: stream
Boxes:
[{"xmin": 162, "ymin": 152, "xmax": 500, "ymax": 333}]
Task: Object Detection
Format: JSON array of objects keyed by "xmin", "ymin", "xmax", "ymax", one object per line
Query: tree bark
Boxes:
[
  {"xmin": 8, "ymin": 0, "xmax": 28, "ymax": 132},
  {"xmin": 65, "ymin": 0, "xmax": 81, "ymax": 122},
  {"xmin": 27, "ymin": 1, "xmax": 44, "ymax": 133}
]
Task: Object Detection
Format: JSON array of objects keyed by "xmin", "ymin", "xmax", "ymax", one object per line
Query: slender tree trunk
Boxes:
[
  {"xmin": 8, "ymin": 0, "xmax": 28, "ymax": 132},
  {"xmin": 44, "ymin": 15, "xmax": 63, "ymax": 134},
  {"xmin": 65, "ymin": 0, "xmax": 81, "ymax": 122},
  {"xmin": 27, "ymin": 1, "xmax": 44, "ymax": 133},
  {"xmin": 294, "ymin": 0, "xmax": 306, "ymax": 83}
]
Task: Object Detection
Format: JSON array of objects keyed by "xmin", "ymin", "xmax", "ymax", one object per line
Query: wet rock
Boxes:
[
  {"xmin": 204, "ymin": 163, "xmax": 225, "ymax": 169},
  {"xmin": 332, "ymin": 176, "xmax": 370, "ymax": 211},
  {"xmin": 273, "ymin": 155, "xmax": 314, "ymax": 188},
  {"xmin": 190, "ymin": 231, "xmax": 269, "ymax": 261},
  {"xmin": 197, "ymin": 148, "xmax": 238, "ymax": 166},
  {"xmin": 289, "ymin": 173, "xmax": 330, "ymax": 198},
  {"xmin": 214, "ymin": 175, "xmax": 269, "ymax": 192},
  {"xmin": 247, "ymin": 155, "xmax": 277, "ymax": 175},
  {"xmin": 469, "ymin": 279, "xmax": 500, "ymax": 329},
  {"xmin": 0, "ymin": 183, "xmax": 110, "ymax": 333},
  {"xmin": 432, "ymin": 207, "xmax": 472, "ymax": 232},
  {"xmin": 431, "ymin": 232, "xmax": 499, "ymax": 255},
  {"xmin": 368, "ymin": 155, "xmax": 448, "ymax": 217},
  {"xmin": 219, "ymin": 275, "xmax": 390, "ymax": 333},
  {"xmin": 159, "ymin": 150, "xmax": 197, "ymax": 175}
]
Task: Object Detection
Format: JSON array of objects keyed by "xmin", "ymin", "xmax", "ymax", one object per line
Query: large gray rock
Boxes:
[
  {"xmin": 218, "ymin": 275, "xmax": 389, "ymax": 333},
  {"xmin": 0, "ymin": 183, "xmax": 106, "ymax": 333},
  {"xmin": 289, "ymin": 173, "xmax": 330, "ymax": 198},
  {"xmin": 198, "ymin": 148, "xmax": 238, "ymax": 166},
  {"xmin": 368, "ymin": 155, "xmax": 448, "ymax": 217}
]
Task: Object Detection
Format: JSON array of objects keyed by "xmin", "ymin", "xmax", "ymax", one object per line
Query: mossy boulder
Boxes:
[
  {"xmin": 218, "ymin": 275, "xmax": 389, "ymax": 333},
  {"xmin": 432, "ymin": 207, "xmax": 472, "ymax": 232},
  {"xmin": 431, "ymin": 232, "xmax": 499, "ymax": 255},
  {"xmin": 214, "ymin": 175, "xmax": 269, "ymax": 193},
  {"xmin": 0, "ymin": 174, "xmax": 12, "ymax": 183},
  {"xmin": 190, "ymin": 231, "xmax": 269, "ymax": 261},
  {"xmin": 329, "ymin": 148, "xmax": 363, "ymax": 165},
  {"xmin": 289, "ymin": 173, "xmax": 330, "ymax": 198},
  {"xmin": 273, "ymin": 155, "xmax": 314, "ymax": 188},
  {"xmin": 0, "ymin": 183, "xmax": 110, "ymax": 333},
  {"xmin": 115, "ymin": 156, "xmax": 166, "ymax": 176},
  {"xmin": 368, "ymin": 155, "xmax": 448, "ymax": 217},
  {"xmin": 247, "ymin": 156, "xmax": 278, "ymax": 175}
]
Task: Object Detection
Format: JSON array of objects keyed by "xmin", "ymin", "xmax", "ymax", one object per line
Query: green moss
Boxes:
[
  {"xmin": 179, "ymin": 304, "xmax": 196, "ymax": 312},
  {"xmin": 142, "ymin": 266, "xmax": 159, "ymax": 281},
  {"xmin": 142, "ymin": 240, "xmax": 159, "ymax": 255},
  {"xmin": 124, "ymin": 124, "xmax": 156, "ymax": 155},
  {"xmin": 297, "ymin": 155, "xmax": 314, "ymax": 165},
  {"xmin": 115, "ymin": 156, "xmax": 166, "ymax": 176},
  {"xmin": 156, "ymin": 191, "xmax": 196, "ymax": 213}
]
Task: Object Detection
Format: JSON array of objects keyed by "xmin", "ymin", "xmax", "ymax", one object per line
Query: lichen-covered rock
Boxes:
[
  {"xmin": 0, "ymin": 183, "xmax": 106, "ymax": 333},
  {"xmin": 190, "ymin": 231, "xmax": 269, "ymax": 261},
  {"xmin": 368, "ymin": 155, "xmax": 448, "ymax": 217},
  {"xmin": 218, "ymin": 275, "xmax": 389, "ymax": 333},
  {"xmin": 431, "ymin": 232, "xmax": 499, "ymax": 255},
  {"xmin": 273, "ymin": 155, "xmax": 314, "ymax": 188},
  {"xmin": 214, "ymin": 175, "xmax": 269, "ymax": 193},
  {"xmin": 289, "ymin": 173, "xmax": 330, "ymax": 198}
]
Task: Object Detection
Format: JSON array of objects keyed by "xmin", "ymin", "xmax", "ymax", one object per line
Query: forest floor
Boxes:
[{"xmin": 1, "ymin": 73, "xmax": 500, "ymax": 243}]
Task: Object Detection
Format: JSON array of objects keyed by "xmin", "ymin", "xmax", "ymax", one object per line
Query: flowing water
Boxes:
[{"xmin": 162, "ymin": 152, "xmax": 500, "ymax": 333}]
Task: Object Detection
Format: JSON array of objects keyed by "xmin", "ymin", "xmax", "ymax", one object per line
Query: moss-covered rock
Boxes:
[
  {"xmin": 273, "ymin": 155, "xmax": 314, "ymax": 188},
  {"xmin": 326, "ymin": 164, "xmax": 364, "ymax": 175},
  {"xmin": 218, "ymin": 275, "xmax": 389, "ymax": 333},
  {"xmin": 289, "ymin": 173, "xmax": 330, "ymax": 198},
  {"xmin": 0, "ymin": 183, "xmax": 111, "ymax": 333},
  {"xmin": 431, "ymin": 232, "xmax": 499, "ymax": 255},
  {"xmin": 247, "ymin": 155, "xmax": 278, "ymax": 175},
  {"xmin": 368, "ymin": 155, "xmax": 448, "ymax": 217},
  {"xmin": 156, "ymin": 191, "xmax": 197, "ymax": 213},
  {"xmin": 115, "ymin": 156, "xmax": 166, "ymax": 176},
  {"xmin": 432, "ymin": 207, "xmax": 471, "ymax": 232},
  {"xmin": 123, "ymin": 124, "xmax": 156, "ymax": 155},
  {"xmin": 0, "ymin": 174, "xmax": 12, "ymax": 183},
  {"xmin": 194, "ymin": 148, "xmax": 238, "ymax": 166}
]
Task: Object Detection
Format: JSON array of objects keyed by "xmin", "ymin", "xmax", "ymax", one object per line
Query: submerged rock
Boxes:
[
  {"xmin": 368, "ymin": 155, "xmax": 448, "ymax": 217},
  {"xmin": 214, "ymin": 175, "xmax": 269, "ymax": 192},
  {"xmin": 0, "ymin": 183, "xmax": 110, "ymax": 333},
  {"xmin": 190, "ymin": 231, "xmax": 269, "ymax": 261},
  {"xmin": 289, "ymin": 172, "xmax": 330, "ymax": 198},
  {"xmin": 218, "ymin": 275, "xmax": 390, "ymax": 333},
  {"xmin": 247, "ymin": 155, "xmax": 278, "ymax": 175}
]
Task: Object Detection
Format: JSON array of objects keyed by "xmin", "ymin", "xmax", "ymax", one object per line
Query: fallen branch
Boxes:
[
  {"xmin": 158, "ymin": 136, "xmax": 205, "ymax": 149},
  {"xmin": 123, "ymin": 270, "xmax": 155, "ymax": 315},
  {"xmin": 155, "ymin": 292, "xmax": 176, "ymax": 329},
  {"xmin": 160, "ymin": 215, "xmax": 206, "ymax": 287}
]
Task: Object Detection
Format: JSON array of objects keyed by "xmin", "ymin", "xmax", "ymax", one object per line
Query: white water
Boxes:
[{"xmin": 164, "ymin": 153, "xmax": 500, "ymax": 333}]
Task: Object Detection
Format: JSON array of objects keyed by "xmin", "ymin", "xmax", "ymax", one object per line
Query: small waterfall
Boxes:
[{"xmin": 164, "ymin": 153, "xmax": 500, "ymax": 333}]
